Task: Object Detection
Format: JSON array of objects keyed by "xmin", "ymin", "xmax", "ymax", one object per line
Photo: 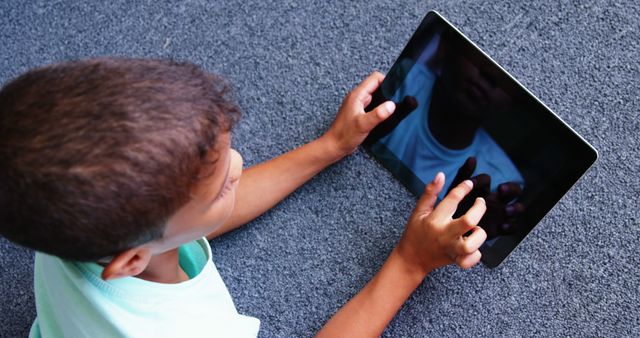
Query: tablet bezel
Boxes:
[{"xmin": 363, "ymin": 10, "xmax": 598, "ymax": 268}]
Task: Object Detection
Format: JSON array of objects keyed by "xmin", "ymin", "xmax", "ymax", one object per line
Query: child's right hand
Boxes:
[
  {"xmin": 317, "ymin": 172, "xmax": 487, "ymax": 337},
  {"xmin": 395, "ymin": 172, "xmax": 488, "ymax": 276}
]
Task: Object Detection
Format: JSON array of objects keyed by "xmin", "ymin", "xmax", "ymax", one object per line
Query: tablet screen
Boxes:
[{"xmin": 363, "ymin": 11, "xmax": 597, "ymax": 267}]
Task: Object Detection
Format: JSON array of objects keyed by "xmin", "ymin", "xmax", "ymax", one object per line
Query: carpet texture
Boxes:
[{"xmin": 1, "ymin": 1, "xmax": 638, "ymax": 337}]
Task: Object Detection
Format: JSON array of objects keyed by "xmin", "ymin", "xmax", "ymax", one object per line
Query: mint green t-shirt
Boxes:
[{"xmin": 29, "ymin": 238, "xmax": 260, "ymax": 338}]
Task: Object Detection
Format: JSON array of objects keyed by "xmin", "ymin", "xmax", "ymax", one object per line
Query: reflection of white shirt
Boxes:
[
  {"xmin": 377, "ymin": 63, "xmax": 524, "ymax": 200},
  {"xmin": 30, "ymin": 238, "xmax": 260, "ymax": 338}
]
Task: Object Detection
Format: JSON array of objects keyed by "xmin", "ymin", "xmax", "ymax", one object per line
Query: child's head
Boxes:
[{"xmin": 0, "ymin": 57, "xmax": 243, "ymax": 265}]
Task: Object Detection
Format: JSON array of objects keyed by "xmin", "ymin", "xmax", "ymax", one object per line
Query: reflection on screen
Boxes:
[{"xmin": 364, "ymin": 13, "xmax": 597, "ymax": 263}]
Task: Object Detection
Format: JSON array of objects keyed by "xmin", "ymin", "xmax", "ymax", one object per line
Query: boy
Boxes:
[{"xmin": 0, "ymin": 58, "xmax": 487, "ymax": 337}]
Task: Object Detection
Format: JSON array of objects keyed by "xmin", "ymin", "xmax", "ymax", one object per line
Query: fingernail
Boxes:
[
  {"xmin": 434, "ymin": 172, "xmax": 444, "ymax": 184},
  {"xmin": 477, "ymin": 197, "xmax": 485, "ymax": 204},
  {"xmin": 463, "ymin": 180, "xmax": 473, "ymax": 188},
  {"xmin": 384, "ymin": 101, "xmax": 396, "ymax": 114}
]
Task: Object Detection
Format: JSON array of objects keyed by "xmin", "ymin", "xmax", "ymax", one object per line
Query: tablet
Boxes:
[{"xmin": 363, "ymin": 11, "xmax": 598, "ymax": 268}]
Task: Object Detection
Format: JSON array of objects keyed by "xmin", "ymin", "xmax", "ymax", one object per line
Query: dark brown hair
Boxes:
[{"xmin": 0, "ymin": 58, "xmax": 240, "ymax": 261}]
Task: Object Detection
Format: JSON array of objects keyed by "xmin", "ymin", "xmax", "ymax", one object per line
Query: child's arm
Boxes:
[
  {"xmin": 316, "ymin": 174, "xmax": 487, "ymax": 337},
  {"xmin": 208, "ymin": 72, "xmax": 395, "ymax": 238}
]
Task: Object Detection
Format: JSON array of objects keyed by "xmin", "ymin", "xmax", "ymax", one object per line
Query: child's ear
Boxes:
[{"xmin": 101, "ymin": 247, "xmax": 152, "ymax": 281}]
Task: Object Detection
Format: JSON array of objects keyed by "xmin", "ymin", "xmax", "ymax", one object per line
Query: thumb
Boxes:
[
  {"xmin": 362, "ymin": 101, "xmax": 395, "ymax": 131},
  {"xmin": 414, "ymin": 172, "xmax": 445, "ymax": 216}
]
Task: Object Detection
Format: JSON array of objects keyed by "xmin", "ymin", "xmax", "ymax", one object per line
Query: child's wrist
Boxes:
[
  {"xmin": 317, "ymin": 133, "xmax": 350, "ymax": 163},
  {"xmin": 389, "ymin": 247, "xmax": 433, "ymax": 284}
]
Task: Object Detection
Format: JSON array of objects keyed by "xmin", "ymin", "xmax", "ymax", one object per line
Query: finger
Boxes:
[
  {"xmin": 457, "ymin": 226, "xmax": 487, "ymax": 255},
  {"xmin": 499, "ymin": 223, "xmax": 513, "ymax": 234},
  {"xmin": 396, "ymin": 96, "xmax": 418, "ymax": 115},
  {"xmin": 433, "ymin": 179, "xmax": 474, "ymax": 220},
  {"xmin": 414, "ymin": 172, "xmax": 445, "ymax": 216},
  {"xmin": 453, "ymin": 197, "xmax": 487, "ymax": 234},
  {"xmin": 498, "ymin": 222, "xmax": 515, "ymax": 236},
  {"xmin": 505, "ymin": 202, "xmax": 524, "ymax": 217},
  {"xmin": 456, "ymin": 250, "xmax": 482, "ymax": 269},
  {"xmin": 354, "ymin": 71, "xmax": 385, "ymax": 102},
  {"xmin": 360, "ymin": 101, "xmax": 395, "ymax": 131},
  {"xmin": 470, "ymin": 173, "xmax": 491, "ymax": 196},
  {"xmin": 362, "ymin": 94, "xmax": 373, "ymax": 109},
  {"xmin": 497, "ymin": 182, "xmax": 523, "ymax": 204},
  {"xmin": 450, "ymin": 157, "xmax": 476, "ymax": 191},
  {"xmin": 498, "ymin": 215, "xmax": 524, "ymax": 236},
  {"xmin": 451, "ymin": 171, "xmax": 486, "ymax": 219}
]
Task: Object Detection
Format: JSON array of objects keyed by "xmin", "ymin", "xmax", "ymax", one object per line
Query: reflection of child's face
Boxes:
[
  {"xmin": 438, "ymin": 41, "xmax": 513, "ymax": 121},
  {"xmin": 150, "ymin": 132, "xmax": 243, "ymax": 254}
]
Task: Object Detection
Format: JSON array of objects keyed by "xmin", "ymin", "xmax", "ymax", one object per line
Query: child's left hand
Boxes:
[{"xmin": 322, "ymin": 71, "xmax": 396, "ymax": 159}]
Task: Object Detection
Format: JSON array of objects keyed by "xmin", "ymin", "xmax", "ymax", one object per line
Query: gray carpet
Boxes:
[{"xmin": 1, "ymin": 1, "xmax": 638, "ymax": 337}]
